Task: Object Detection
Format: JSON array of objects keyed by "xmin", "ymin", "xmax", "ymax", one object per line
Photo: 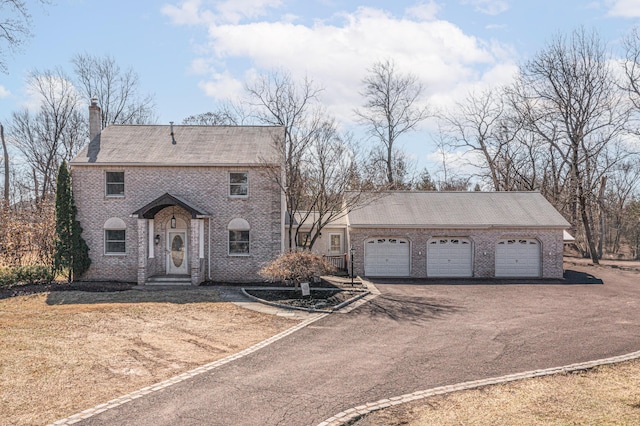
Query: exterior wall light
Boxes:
[{"xmin": 155, "ymin": 234, "xmax": 160, "ymax": 245}]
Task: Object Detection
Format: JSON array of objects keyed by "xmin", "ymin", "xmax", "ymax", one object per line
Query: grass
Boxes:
[
  {"xmin": 0, "ymin": 290, "xmax": 298, "ymax": 426},
  {"xmin": 356, "ymin": 359, "xmax": 640, "ymax": 425}
]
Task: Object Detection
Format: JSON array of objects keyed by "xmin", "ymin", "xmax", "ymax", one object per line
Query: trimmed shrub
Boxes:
[
  {"xmin": 0, "ymin": 265, "xmax": 53, "ymax": 288},
  {"xmin": 259, "ymin": 251, "xmax": 336, "ymax": 286}
]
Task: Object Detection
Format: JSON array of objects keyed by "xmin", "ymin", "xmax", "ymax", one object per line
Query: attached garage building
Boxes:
[{"xmin": 348, "ymin": 191, "xmax": 569, "ymax": 279}]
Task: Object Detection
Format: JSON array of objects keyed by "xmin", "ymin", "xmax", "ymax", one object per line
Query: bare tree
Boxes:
[
  {"xmin": 245, "ymin": 70, "xmax": 325, "ymax": 250},
  {"xmin": 514, "ymin": 28, "xmax": 629, "ymax": 263},
  {"xmin": 10, "ymin": 68, "xmax": 83, "ymax": 202},
  {"xmin": 355, "ymin": 58, "xmax": 429, "ymax": 188},
  {"xmin": 1, "ymin": 123, "xmax": 9, "ymax": 203},
  {"xmin": 295, "ymin": 120, "xmax": 369, "ymax": 250},
  {"xmin": 182, "ymin": 111, "xmax": 237, "ymax": 126},
  {"xmin": 72, "ymin": 53, "xmax": 156, "ymax": 127},
  {"xmin": 0, "ymin": 0, "xmax": 48, "ymax": 73}
]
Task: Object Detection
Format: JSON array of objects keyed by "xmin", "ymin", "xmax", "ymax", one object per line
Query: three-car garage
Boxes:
[{"xmin": 349, "ymin": 192, "xmax": 568, "ymax": 280}]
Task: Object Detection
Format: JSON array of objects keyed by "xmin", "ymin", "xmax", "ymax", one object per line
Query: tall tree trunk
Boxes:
[
  {"xmin": 597, "ymin": 176, "xmax": 607, "ymax": 258},
  {"xmin": 1, "ymin": 124, "xmax": 8, "ymax": 204}
]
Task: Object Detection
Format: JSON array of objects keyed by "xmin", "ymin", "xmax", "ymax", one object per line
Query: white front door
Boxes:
[
  {"xmin": 167, "ymin": 231, "xmax": 188, "ymax": 275},
  {"xmin": 328, "ymin": 233, "xmax": 343, "ymax": 255}
]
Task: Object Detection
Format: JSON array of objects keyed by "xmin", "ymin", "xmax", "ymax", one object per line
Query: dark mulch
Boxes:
[
  {"xmin": 244, "ymin": 288, "xmax": 365, "ymax": 310},
  {"xmin": 0, "ymin": 281, "xmax": 134, "ymax": 300}
]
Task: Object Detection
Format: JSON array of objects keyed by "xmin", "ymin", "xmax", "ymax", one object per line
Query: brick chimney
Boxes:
[{"xmin": 89, "ymin": 97, "xmax": 101, "ymax": 142}]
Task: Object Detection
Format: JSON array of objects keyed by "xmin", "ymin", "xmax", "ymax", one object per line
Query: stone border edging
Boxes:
[
  {"xmin": 241, "ymin": 287, "xmax": 370, "ymax": 313},
  {"xmin": 317, "ymin": 349, "xmax": 640, "ymax": 426},
  {"xmin": 49, "ymin": 313, "xmax": 327, "ymax": 426}
]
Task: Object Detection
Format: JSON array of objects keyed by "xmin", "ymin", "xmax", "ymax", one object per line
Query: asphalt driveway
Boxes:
[{"xmin": 79, "ymin": 264, "xmax": 640, "ymax": 426}]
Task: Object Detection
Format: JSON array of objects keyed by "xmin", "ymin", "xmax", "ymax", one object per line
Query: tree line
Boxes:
[{"xmin": 2, "ymin": 27, "xmax": 640, "ymax": 268}]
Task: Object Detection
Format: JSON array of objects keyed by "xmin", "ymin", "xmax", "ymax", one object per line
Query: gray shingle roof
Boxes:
[
  {"xmin": 71, "ymin": 125, "xmax": 283, "ymax": 166},
  {"xmin": 348, "ymin": 191, "xmax": 570, "ymax": 228}
]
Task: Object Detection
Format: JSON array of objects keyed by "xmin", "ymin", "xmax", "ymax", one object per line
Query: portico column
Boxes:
[
  {"xmin": 137, "ymin": 218, "xmax": 148, "ymax": 286},
  {"xmin": 190, "ymin": 218, "xmax": 201, "ymax": 285}
]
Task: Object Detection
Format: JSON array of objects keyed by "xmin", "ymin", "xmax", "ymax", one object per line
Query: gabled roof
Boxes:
[
  {"xmin": 71, "ymin": 125, "xmax": 283, "ymax": 166},
  {"xmin": 348, "ymin": 191, "xmax": 570, "ymax": 228},
  {"xmin": 132, "ymin": 193, "xmax": 209, "ymax": 219}
]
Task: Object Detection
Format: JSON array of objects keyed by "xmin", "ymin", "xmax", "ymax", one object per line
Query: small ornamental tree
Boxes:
[
  {"xmin": 259, "ymin": 251, "xmax": 335, "ymax": 289},
  {"xmin": 53, "ymin": 161, "xmax": 90, "ymax": 281}
]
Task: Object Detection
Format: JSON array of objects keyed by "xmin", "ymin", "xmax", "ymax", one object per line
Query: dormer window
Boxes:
[
  {"xmin": 106, "ymin": 171, "xmax": 125, "ymax": 197},
  {"xmin": 229, "ymin": 172, "xmax": 248, "ymax": 197}
]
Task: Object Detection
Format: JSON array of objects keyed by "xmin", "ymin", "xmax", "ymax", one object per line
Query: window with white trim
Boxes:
[
  {"xmin": 228, "ymin": 218, "xmax": 250, "ymax": 255},
  {"xmin": 229, "ymin": 172, "xmax": 248, "ymax": 197},
  {"xmin": 105, "ymin": 230, "xmax": 126, "ymax": 254},
  {"xmin": 104, "ymin": 217, "xmax": 126, "ymax": 254},
  {"xmin": 105, "ymin": 171, "xmax": 125, "ymax": 196}
]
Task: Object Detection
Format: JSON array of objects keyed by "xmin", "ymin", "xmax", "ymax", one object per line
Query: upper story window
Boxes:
[
  {"xmin": 106, "ymin": 172, "xmax": 125, "ymax": 197},
  {"xmin": 229, "ymin": 172, "xmax": 248, "ymax": 197}
]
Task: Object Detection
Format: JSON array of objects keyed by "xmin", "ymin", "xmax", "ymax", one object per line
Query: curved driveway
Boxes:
[{"xmin": 80, "ymin": 264, "xmax": 640, "ymax": 426}]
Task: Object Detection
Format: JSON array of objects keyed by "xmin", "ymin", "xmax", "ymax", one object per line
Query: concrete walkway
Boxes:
[{"xmin": 60, "ymin": 264, "xmax": 640, "ymax": 426}]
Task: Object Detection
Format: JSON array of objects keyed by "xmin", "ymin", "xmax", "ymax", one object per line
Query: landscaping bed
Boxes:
[{"xmin": 243, "ymin": 287, "xmax": 367, "ymax": 311}]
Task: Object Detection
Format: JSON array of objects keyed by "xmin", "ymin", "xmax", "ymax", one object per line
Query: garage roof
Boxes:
[
  {"xmin": 348, "ymin": 191, "xmax": 570, "ymax": 228},
  {"xmin": 71, "ymin": 125, "xmax": 283, "ymax": 166}
]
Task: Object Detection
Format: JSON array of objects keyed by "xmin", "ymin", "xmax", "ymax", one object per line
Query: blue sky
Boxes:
[{"xmin": 1, "ymin": 0, "xmax": 640, "ymax": 174}]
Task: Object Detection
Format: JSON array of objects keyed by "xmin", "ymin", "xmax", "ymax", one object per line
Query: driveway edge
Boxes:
[
  {"xmin": 49, "ymin": 313, "xmax": 327, "ymax": 426},
  {"xmin": 318, "ymin": 349, "xmax": 640, "ymax": 426}
]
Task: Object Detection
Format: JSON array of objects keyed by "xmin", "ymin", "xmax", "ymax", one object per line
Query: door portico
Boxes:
[{"xmin": 132, "ymin": 193, "xmax": 209, "ymax": 286}]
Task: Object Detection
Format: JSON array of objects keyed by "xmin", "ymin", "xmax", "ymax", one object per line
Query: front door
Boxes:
[{"xmin": 167, "ymin": 231, "xmax": 188, "ymax": 274}]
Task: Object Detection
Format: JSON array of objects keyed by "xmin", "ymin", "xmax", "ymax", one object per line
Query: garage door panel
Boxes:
[
  {"xmin": 495, "ymin": 239, "xmax": 540, "ymax": 277},
  {"xmin": 364, "ymin": 238, "xmax": 410, "ymax": 277},
  {"xmin": 427, "ymin": 238, "xmax": 473, "ymax": 277}
]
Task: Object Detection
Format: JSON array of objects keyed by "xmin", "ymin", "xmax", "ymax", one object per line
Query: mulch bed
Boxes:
[
  {"xmin": 244, "ymin": 288, "xmax": 365, "ymax": 310},
  {"xmin": 0, "ymin": 281, "xmax": 134, "ymax": 300}
]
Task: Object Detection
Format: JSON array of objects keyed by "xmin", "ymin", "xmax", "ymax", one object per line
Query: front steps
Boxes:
[{"xmin": 145, "ymin": 275, "xmax": 192, "ymax": 286}]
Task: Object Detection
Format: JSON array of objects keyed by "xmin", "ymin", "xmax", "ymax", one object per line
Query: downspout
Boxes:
[{"xmin": 208, "ymin": 218, "xmax": 211, "ymax": 280}]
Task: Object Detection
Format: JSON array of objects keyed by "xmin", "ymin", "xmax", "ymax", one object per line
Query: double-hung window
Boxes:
[
  {"xmin": 105, "ymin": 229, "xmax": 126, "ymax": 254},
  {"xmin": 228, "ymin": 218, "xmax": 250, "ymax": 255},
  {"xmin": 229, "ymin": 172, "xmax": 248, "ymax": 197},
  {"xmin": 106, "ymin": 172, "xmax": 125, "ymax": 196}
]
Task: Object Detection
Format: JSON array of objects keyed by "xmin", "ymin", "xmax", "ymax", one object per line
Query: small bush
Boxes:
[
  {"xmin": 0, "ymin": 265, "xmax": 53, "ymax": 288},
  {"xmin": 259, "ymin": 251, "xmax": 336, "ymax": 285}
]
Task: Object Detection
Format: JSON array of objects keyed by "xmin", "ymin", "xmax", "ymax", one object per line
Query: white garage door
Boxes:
[
  {"xmin": 364, "ymin": 238, "xmax": 410, "ymax": 277},
  {"xmin": 427, "ymin": 238, "xmax": 473, "ymax": 277},
  {"xmin": 495, "ymin": 239, "xmax": 541, "ymax": 277}
]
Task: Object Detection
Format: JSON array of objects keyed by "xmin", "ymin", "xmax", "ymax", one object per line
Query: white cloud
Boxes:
[
  {"xmin": 165, "ymin": 3, "xmax": 517, "ymax": 124},
  {"xmin": 0, "ymin": 85, "xmax": 10, "ymax": 98},
  {"xmin": 405, "ymin": 1, "xmax": 441, "ymax": 21},
  {"xmin": 162, "ymin": 0, "xmax": 283, "ymax": 25},
  {"xmin": 461, "ymin": 0, "xmax": 510, "ymax": 15},
  {"xmin": 607, "ymin": 0, "xmax": 640, "ymax": 17}
]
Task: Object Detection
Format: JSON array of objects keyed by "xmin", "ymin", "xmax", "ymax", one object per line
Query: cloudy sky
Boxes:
[{"xmin": 1, "ymin": 0, "xmax": 640, "ymax": 172}]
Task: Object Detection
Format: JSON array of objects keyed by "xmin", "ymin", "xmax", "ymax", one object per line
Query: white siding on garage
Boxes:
[
  {"xmin": 364, "ymin": 238, "xmax": 410, "ymax": 277},
  {"xmin": 495, "ymin": 239, "xmax": 541, "ymax": 277},
  {"xmin": 426, "ymin": 238, "xmax": 473, "ymax": 277}
]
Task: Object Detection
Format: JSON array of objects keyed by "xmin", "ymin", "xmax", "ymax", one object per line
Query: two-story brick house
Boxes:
[{"xmin": 70, "ymin": 99, "xmax": 285, "ymax": 285}]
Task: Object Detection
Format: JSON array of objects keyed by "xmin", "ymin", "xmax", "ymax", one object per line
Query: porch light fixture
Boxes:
[
  {"xmin": 171, "ymin": 207, "xmax": 177, "ymax": 229},
  {"xmin": 155, "ymin": 234, "xmax": 160, "ymax": 245}
]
